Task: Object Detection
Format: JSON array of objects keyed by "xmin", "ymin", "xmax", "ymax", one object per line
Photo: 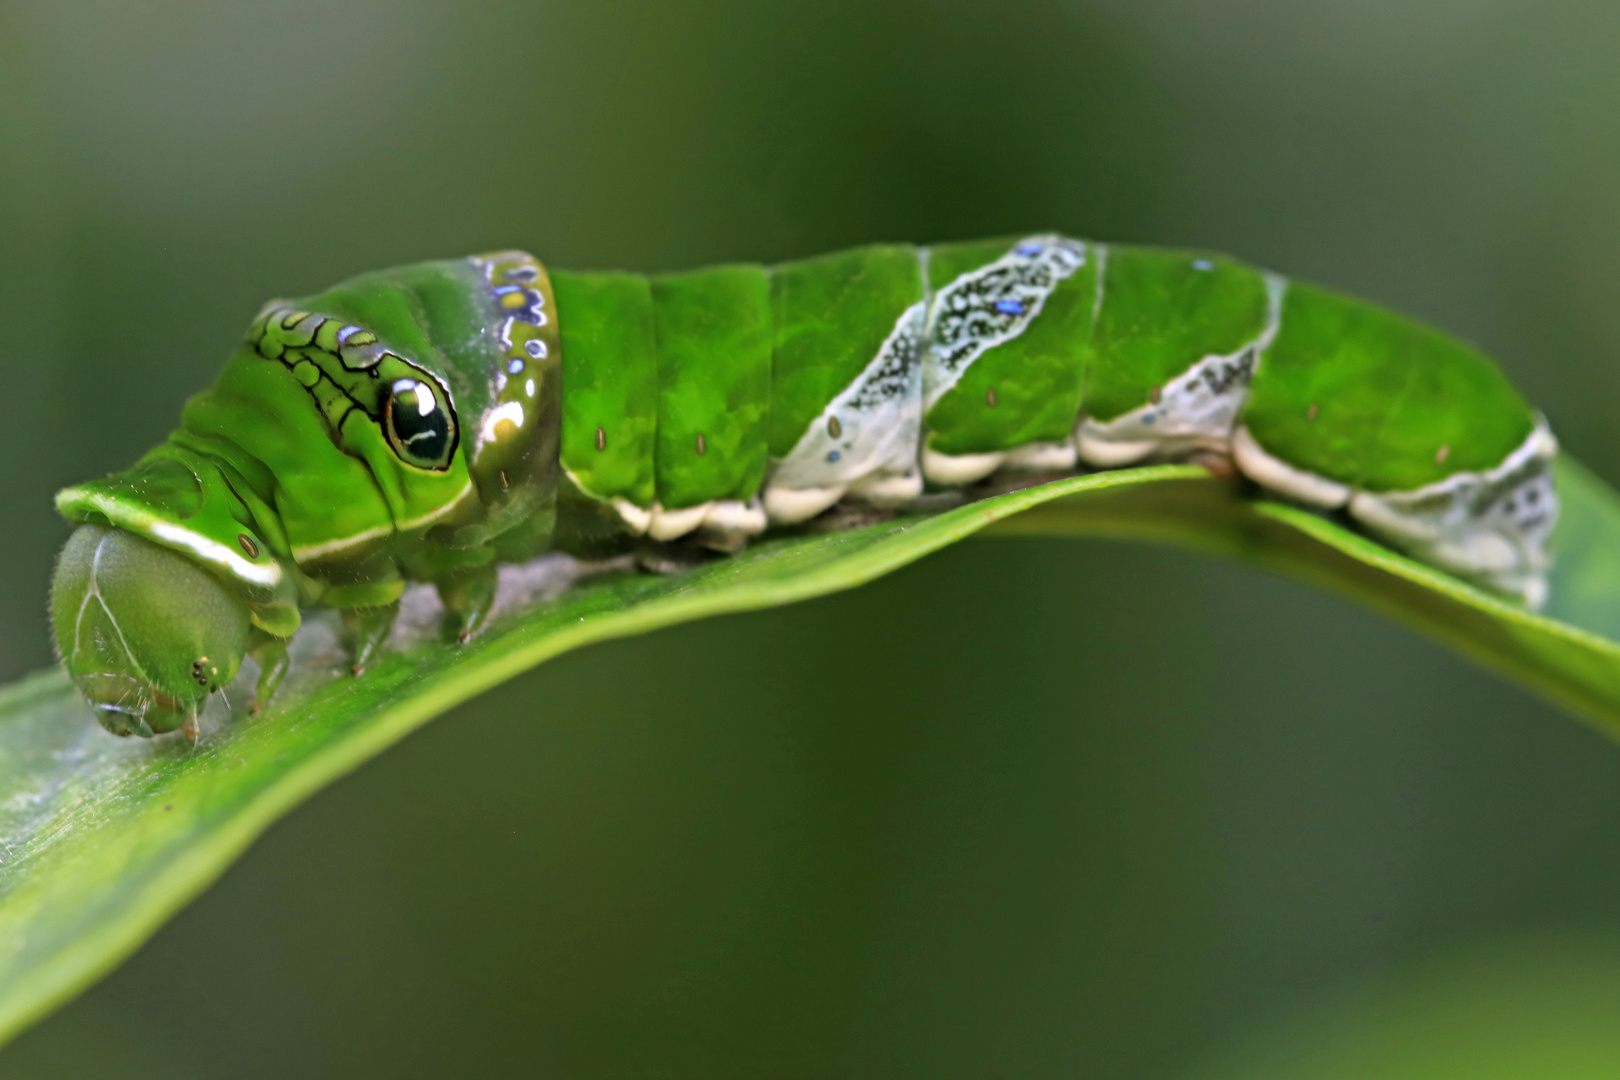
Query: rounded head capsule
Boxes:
[{"xmin": 51, "ymin": 524, "xmax": 251, "ymax": 737}]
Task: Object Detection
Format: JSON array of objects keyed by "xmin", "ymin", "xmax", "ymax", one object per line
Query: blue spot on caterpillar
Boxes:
[
  {"xmin": 994, "ymin": 299, "xmax": 1025, "ymax": 316},
  {"xmin": 1015, "ymin": 242, "xmax": 1044, "ymax": 256},
  {"xmin": 827, "ymin": 450, "xmax": 841, "ymax": 462}
]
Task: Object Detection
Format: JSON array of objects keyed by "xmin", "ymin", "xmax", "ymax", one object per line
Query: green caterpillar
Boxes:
[{"xmin": 50, "ymin": 238, "xmax": 1558, "ymax": 738}]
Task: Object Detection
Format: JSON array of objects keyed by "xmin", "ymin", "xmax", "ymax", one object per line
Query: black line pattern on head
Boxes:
[
  {"xmin": 245, "ymin": 304, "xmax": 459, "ymax": 469},
  {"xmin": 249, "ymin": 310, "xmax": 372, "ymax": 424}
]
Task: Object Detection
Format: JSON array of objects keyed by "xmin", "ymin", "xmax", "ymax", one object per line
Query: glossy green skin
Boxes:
[
  {"xmin": 58, "ymin": 236, "xmax": 1542, "ymax": 586},
  {"xmin": 1245, "ymin": 282, "xmax": 1535, "ymax": 492},
  {"xmin": 651, "ymin": 265, "xmax": 773, "ymax": 508},
  {"xmin": 923, "ymin": 237, "xmax": 1100, "ymax": 455},
  {"xmin": 768, "ymin": 245, "xmax": 924, "ymax": 459},
  {"xmin": 553, "ymin": 240, "xmax": 1532, "ymax": 496},
  {"xmin": 52, "ymin": 236, "xmax": 1544, "ymax": 733},
  {"xmin": 552, "ymin": 271, "xmax": 659, "ymax": 508},
  {"xmin": 1083, "ymin": 247, "xmax": 1271, "ymax": 422}
]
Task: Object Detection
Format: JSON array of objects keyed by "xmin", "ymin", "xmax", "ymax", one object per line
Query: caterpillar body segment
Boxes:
[
  {"xmin": 51, "ymin": 236, "xmax": 1558, "ymax": 735},
  {"xmin": 1075, "ymin": 250, "xmax": 1286, "ymax": 468},
  {"xmin": 762, "ymin": 244, "xmax": 930, "ymax": 520}
]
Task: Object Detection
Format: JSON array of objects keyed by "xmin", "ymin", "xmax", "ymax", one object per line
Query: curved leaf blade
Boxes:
[
  {"xmin": 0, "ymin": 460, "xmax": 1618, "ymax": 1044},
  {"xmin": 989, "ymin": 459, "xmax": 1620, "ymax": 729}
]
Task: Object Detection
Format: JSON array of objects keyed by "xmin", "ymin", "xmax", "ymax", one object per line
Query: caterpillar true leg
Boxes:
[
  {"xmin": 341, "ymin": 604, "xmax": 400, "ymax": 677},
  {"xmin": 436, "ymin": 564, "xmax": 500, "ymax": 644},
  {"xmin": 247, "ymin": 630, "xmax": 291, "ymax": 715}
]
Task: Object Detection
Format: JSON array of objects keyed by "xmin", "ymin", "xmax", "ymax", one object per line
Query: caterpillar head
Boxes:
[{"xmin": 51, "ymin": 523, "xmax": 250, "ymax": 737}]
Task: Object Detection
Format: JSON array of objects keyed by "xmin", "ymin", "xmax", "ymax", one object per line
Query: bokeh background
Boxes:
[{"xmin": 4, "ymin": 0, "xmax": 1620, "ymax": 1075}]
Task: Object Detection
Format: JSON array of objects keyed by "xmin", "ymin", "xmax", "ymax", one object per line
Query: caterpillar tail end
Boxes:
[{"xmin": 1232, "ymin": 423, "xmax": 1558, "ymax": 609}]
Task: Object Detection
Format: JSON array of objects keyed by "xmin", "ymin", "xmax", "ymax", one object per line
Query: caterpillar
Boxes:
[{"xmin": 50, "ymin": 237, "xmax": 1558, "ymax": 738}]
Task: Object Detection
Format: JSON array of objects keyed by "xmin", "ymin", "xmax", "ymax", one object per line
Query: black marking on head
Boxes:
[{"xmin": 247, "ymin": 306, "xmax": 459, "ymax": 472}]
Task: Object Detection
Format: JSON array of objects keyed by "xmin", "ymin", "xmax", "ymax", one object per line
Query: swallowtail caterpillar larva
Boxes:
[{"xmin": 51, "ymin": 239, "xmax": 1556, "ymax": 738}]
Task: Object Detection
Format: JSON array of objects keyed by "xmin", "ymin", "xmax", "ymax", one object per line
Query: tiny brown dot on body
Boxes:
[
  {"xmin": 828, "ymin": 415, "xmax": 842, "ymax": 438},
  {"xmin": 237, "ymin": 533, "xmax": 259, "ymax": 559},
  {"xmin": 696, "ymin": 433, "xmax": 707, "ymax": 456},
  {"xmin": 595, "ymin": 425, "xmax": 606, "ymax": 451},
  {"xmin": 1307, "ymin": 403, "xmax": 1319, "ymax": 422},
  {"xmin": 1149, "ymin": 385, "xmax": 1162, "ymax": 405},
  {"xmin": 986, "ymin": 387, "xmax": 998, "ymax": 408},
  {"xmin": 1435, "ymin": 444, "xmax": 1450, "ymax": 464},
  {"xmin": 499, "ymin": 470, "xmax": 509, "ymax": 490}
]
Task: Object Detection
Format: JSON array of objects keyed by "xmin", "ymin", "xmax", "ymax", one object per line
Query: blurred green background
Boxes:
[{"xmin": 5, "ymin": 0, "xmax": 1620, "ymax": 1075}]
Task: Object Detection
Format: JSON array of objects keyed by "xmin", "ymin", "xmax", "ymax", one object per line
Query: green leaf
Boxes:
[{"xmin": 1, "ymin": 459, "xmax": 1619, "ymax": 1045}]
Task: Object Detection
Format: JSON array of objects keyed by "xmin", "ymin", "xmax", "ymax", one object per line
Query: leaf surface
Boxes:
[{"xmin": 1, "ymin": 460, "xmax": 1619, "ymax": 1044}]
